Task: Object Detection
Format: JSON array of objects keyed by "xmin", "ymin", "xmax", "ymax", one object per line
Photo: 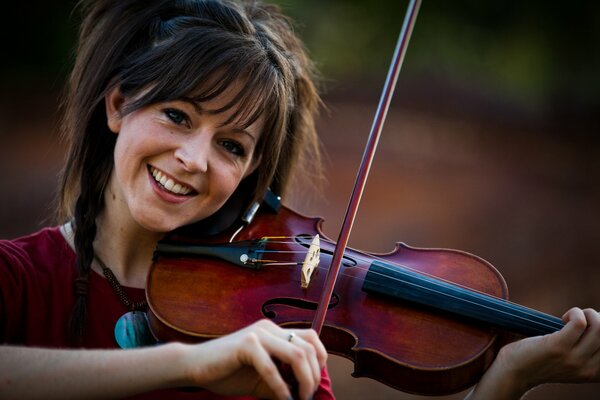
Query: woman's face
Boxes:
[{"xmin": 105, "ymin": 86, "xmax": 262, "ymax": 233}]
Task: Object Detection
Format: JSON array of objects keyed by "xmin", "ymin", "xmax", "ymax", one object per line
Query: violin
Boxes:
[
  {"xmin": 146, "ymin": 204, "xmax": 563, "ymax": 396},
  {"xmin": 144, "ymin": 0, "xmax": 583, "ymax": 396}
]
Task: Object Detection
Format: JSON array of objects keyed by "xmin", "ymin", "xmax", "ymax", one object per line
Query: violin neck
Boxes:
[{"xmin": 362, "ymin": 260, "xmax": 564, "ymax": 336}]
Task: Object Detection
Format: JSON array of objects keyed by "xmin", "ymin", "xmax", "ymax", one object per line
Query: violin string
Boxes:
[
  {"xmin": 207, "ymin": 235, "xmax": 558, "ymax": 330},
  {"xmin": 256, "ymin": 250, "xmax": 304, "ymax": 254},
  {"xmin": 263, "ymin": 236, "xmax": 506, "ymax": 300},
  {"xmin": 280, "ymin": 259, "xmax": 560, "ymax": 331},
  {"xmin": 284, "ymin": 260, "xmax": 561, "ymax": 331},
  {"xmin": 260, "ymin": 236, "xmax": 485, "ymax": 293},
  {"xmin": 256, "ymin": 236, "xmax": 562, "ymax": 330},
  {"xmin": 365, "ymin": 271, "xmax": 562, "ymax": 330}
]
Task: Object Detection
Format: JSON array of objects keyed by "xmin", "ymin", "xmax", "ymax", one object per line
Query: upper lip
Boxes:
[{"xmin": 148, "ymin": 165, "xmax": 197, "ymax": 195}]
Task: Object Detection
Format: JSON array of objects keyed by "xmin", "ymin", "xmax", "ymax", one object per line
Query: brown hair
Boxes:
[{"xmin": 58, "ymin": 0, "xmax": 322, "ymax": 341}]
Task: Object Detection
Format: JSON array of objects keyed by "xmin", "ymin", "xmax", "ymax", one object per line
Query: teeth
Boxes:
[{"xmin": 150, "ymin": 167, "xmax": 192, "ymax": 195}]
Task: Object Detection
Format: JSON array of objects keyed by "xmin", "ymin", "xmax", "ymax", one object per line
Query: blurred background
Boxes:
[{"xmin": 1, "ymin": 0, "xmax": 599, "ymax": 398}]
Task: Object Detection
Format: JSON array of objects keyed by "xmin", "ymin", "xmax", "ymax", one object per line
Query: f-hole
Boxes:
[{"xmin": 262, "ymin": 293, "xmax": 340, "ymax": 319}]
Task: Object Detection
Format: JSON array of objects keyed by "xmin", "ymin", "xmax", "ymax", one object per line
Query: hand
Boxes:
[
  {"xmin": 498, "ymin": 307, "xmax": 600, "ymax": 390},
  {"xmin": 176, "ymin": 319, "xmax": 327, "ymax": 400}
]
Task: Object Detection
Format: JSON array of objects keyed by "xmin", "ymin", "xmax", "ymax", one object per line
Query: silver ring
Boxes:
[{"xmin": 287, "ymin": 332, "xmax": 296, "ymax": 343}]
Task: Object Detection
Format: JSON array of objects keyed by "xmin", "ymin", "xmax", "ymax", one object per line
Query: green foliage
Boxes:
[
  {"xmin": 274, "ymin": 0, "xmax": 600, "ymax": 108},
  {"xmin": 3, "ymin": 0, "xmax": 599, "ymax": 110}
]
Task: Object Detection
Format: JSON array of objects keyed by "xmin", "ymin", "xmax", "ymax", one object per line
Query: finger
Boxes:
[
  {"xmin": 295, "ymin": 329, "xmax": 328, "ymax": 368},
  {"xmin": 285, "ymin": 331, "xmax": 321, "ymax": 387},
  {"xmin": 260, "ymin": 333, "xmax": 317, "ymax": 400},
  {"xmin": 253, "ymin": 322, "xmax": 327, "ymax": 368},
  {"xmin": 556, "ymin": 307, "xmax": 588, "ymax": 348},
  {"xmin": 240, "ymin": 333, "xmax": 292, "ymax": 400},
  {"xmin": 251, "ymin": 327, "xmax": 320, "ymax": 399},
  {"xmin": 253, "ymin": 322, "xmax": 323, "ymax": 386},
  {"xmin": 247, "ymin": 321, "xmax": 323, "ymax": 399},
  {"xmin": 572, "ymin": 309, "xmax": 600, "ymax": 358}
]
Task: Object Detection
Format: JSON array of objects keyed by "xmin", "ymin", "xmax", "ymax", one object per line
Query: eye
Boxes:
[
  {"xmin": 163, "ymin": 108, "xmax": 189, "ymax": 127},
  {"xmin": 219, "ymin": 139, "xmax": 246, "ymax": 157}
]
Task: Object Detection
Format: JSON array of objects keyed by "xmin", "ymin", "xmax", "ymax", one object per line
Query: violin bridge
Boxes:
[{"xmin": 301, "ymin": 234, "xmax": 320, "ymax": 289}]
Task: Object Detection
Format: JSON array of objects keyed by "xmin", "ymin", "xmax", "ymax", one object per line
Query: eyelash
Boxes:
[
  {"xmin": 219, "ymin": 139, "xmax": 246, "ymax": 157},
  {"xmin": 162, "ymin": 107, "xmax": 247, "ymax": 158},
  {"xmin": 163, "ymin": 108, "xmax": 189, "ymax": 127}
]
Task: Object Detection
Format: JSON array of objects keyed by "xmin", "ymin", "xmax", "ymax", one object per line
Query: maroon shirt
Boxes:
[{"xmin": 0, "ymin": 227, "xmax": 333, "ymax": 399}]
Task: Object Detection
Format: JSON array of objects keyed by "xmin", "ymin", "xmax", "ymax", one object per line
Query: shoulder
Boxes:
[
  {"xmin": 0, "ymin": 227, "xmax": 77, "ymax": 344},
  {"xmin": 0, "ymin": 227, "xmax": 76, "ymax": 284}
]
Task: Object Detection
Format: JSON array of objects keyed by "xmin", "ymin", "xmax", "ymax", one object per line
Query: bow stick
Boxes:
[{"xmin": 311, "ymin": 0, "xmax": 422, "ymax": 333}]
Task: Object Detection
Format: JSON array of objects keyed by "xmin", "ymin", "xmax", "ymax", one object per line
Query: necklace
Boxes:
[
  {"xmin": 94, "ymin": 254, "xmax": 156, "ymax": 349},
  {"xmin": 96, "ymin": 255, "xmax": 147, "ymax": 311}
]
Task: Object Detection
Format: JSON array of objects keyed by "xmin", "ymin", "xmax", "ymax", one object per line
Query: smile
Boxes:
[{"xmin": 148, "ymin": 166, "xmax": 195, "ymax": 196}]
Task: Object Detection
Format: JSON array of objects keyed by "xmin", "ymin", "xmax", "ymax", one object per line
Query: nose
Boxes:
[{"xmin": 174, "ymin": 134, "xmax": 210, "ymax": 173}]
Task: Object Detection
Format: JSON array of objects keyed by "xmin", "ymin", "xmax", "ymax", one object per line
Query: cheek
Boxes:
[
  {"xmin": 208, "ymin": 165, "xmax": 247, "ymax": 201},
  {"xmin": 114, "ymin": 124, "xmax": 167, "ymax": 172},
  {"xmin": 113, "ymin": 138, "xmax": 144, "ymax": 184},
  {"xmin": 211, "ymin": 175, "xmax": 239, "ymax": 202}
]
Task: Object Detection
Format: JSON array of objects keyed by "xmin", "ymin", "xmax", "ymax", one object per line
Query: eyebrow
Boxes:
[{"xmin": 180, "ymin": 98, "xmax": 257, "ymax": 143}]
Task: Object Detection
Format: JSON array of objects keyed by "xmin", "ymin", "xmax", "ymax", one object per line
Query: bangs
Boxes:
[
  {"xmin": 119, "ymin": 25, "xmax": 289, "ymax": 133},
  {"xmin": 189, "ymin": 60, "xmax": 283, "ymax": 130}
]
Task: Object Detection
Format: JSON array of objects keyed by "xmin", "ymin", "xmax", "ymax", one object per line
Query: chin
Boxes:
[
  {"xmin": 135, "ymin": 211, "xmax": 215, "ymax": 235},
  {"xmin": 132, "ymin": 213, "xmax": 184, "ymax": 234}
]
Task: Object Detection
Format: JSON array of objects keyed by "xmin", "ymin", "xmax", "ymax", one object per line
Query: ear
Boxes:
[{"xmin": 105, "ymin": 85, "xmax": 125, "ymax": 134}]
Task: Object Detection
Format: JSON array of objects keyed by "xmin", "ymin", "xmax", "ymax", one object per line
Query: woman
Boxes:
[
  {"xmin": 0, "ymin": 0, "xmax": 598, "ymax": 399},
  {"xmin": 1, "ymin": 0, "xmax": 329, "ymax": 399}
]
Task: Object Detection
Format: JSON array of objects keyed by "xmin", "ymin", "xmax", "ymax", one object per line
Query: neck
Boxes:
[{"xmin": 93, "ymin": 190, "xmax": 165, "ymax": 289}]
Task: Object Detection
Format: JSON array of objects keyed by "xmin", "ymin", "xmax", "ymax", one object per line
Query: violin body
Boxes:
[{"xmin": 147, "ymin": 206, "xmax": 513, "ymax": 395}]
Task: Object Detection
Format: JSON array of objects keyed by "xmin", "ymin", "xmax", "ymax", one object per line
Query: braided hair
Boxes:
[{"xmin": 57, "ymin": 0, "xmax": 322, "ymax": 342}]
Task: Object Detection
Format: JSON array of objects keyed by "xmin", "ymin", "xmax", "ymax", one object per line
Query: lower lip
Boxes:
[{"xmin": 148, "ymin": 169, "xmax": 193, "ymax": 204}]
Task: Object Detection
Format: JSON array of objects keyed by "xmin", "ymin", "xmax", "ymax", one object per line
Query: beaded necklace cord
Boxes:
[{"xmin": 94, "ymin": 255, "xmax": 147, "ymax": 312}]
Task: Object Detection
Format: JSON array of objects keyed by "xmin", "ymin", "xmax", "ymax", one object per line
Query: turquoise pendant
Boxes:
[{"xmin": 114, "ymin": 311, "xmax": 157, "ymax": 349}]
